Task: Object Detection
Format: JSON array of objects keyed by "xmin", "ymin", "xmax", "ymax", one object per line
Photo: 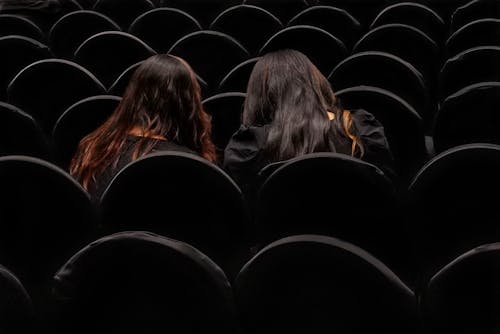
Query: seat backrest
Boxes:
[
  {"xmin": 288, "ymin": 5, "xmax": 362, "ymax": 50},
  {"xmin": 0, "ymin": 14, "xmax": 45, "ymax": 41},
  {"xmin": 169, "ymin": 30, "xmax": 249, "ymax": 91},
  {"xmin": 0, "ymin": 35, "xmax": 52, "ymax": 100},
  {"xmin": 51, "ymin": 231, "xmax": 237, "ymax": 334},
  {"xmin": 74, "ymin": 31, "xmax": 156, "ymax": 88},
  {"xmin": 446, "ymin": 18, "xmax": 500, "ymax": 58},
  {"xmin": 100, "ymin": 152, "xmax": 251, "ymax": 275},
  {"xmin": 329, "ymin": 51, "xmax": 430, "ymax": 121},
  {"xmin": 129, "ymin": 8, "xmax": 201, "ymax": 54},
  {"xmin": 49, "ymin": 10, "xmax": 121, "ymax": 59},
  {"xmin": 210, "ymin": 5, "xmax": 283, "ymax": 56},
  {"xmin": 423, "ymin": 242, "xmax": 500, "ymax": 333},
  {"xmin": 7, "ymin": 58, "xmax": 106, "ymax": 133},
  {"xmin": 235, "ymin": 234, "xmax": 417, "ymax": 333},
  {"xmin": 451, "ymin": 0, "xmax": 500, "ymax": 32},
  {"xmin": 92, "ymin": 0, "xmax": 154, "ymax": 29},
  {"xmin": 52, "ymin": 95, "xmax": 121, "ymax": 169},
  {"xmin": 161, "ymin": 0, "xmax": 241, "ymax": 28},
  {"xmin": 218, "ymin": 57, "xmax": 259, "ymax": 93},
  {"xmin": 260, "ymin": 25, "xmax": 347, "ymax": 75},
  {"xmin": 243, "ymin": 0, "xmax": 309, "ymax": 22},
  {"xmin": 0, "ymin": 102, "xmax": 51, "ymax": 160},
  {"xmin": 408, "ymin": 143, "xmax": 500, "ymax": 276}
]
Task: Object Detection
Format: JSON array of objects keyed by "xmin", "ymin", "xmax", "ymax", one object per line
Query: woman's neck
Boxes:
[{"xmin": 128, "ymin": 126, "xmax": 166, "ymax": 140}]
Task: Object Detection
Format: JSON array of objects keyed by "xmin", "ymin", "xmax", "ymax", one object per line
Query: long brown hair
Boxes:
[
  {"xmin": 243, "ymin": 49, "xmax": 363, "ymax": 161},
  {"xmin": 70, "ymin": 54, "xmax": 216, "ymax": 189}
]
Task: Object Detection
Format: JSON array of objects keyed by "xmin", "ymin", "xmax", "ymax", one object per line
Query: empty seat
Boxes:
[
  {"xmin": 243, "ymin": 0, "xmax": 309, "ymax": 22},
  {"xmin": 52, "ymin": 95, "xmax": 121, "ymax": 169},
  {"xmin": 353, "ymin": 24, "xmax": 439, "ymax": 87},
  {"xmin": 260, "ymin": 25, "xmax": 347, "ymax": 75},
  {"xmin": 288, "ymin": 6, "xmax": 362, "ymax": 50},
  {"xmin": 408, "ymin": 143, "xmax": 500, "ymax": 277},
  {"xmin": 202, "ymin": 92, "xmax": 245, "ymax": 154},
  {"xmin": 169, "ymin": 30, "xmax": 249, "ymax": 91},
  {"xmin": 370, "ymin": 2, "xmax": 445, "ymax": 45},
  {"xmin": 439, "ymin": 46, "xmax": 500, "ymax": 99},
  {"xmin": 336, "ymin": 86, "xmax": 427, "ymax": 179},
  {"xmin": 446, "ymin": 18, "xmax": 500, "ymax": 58},
  {"xmin": 0, "ymin": 265, "xmax": 35, "ymax": 333},
  {"xmin": 329, "ymin": 51, "xmax": 430, "ymax": 122},
  {"xmin": 218, "ymin": 57, "xmax": 258, "ymax": 93},
  {"xmin": 0, "ymin": 156, "xmax": 96, "ymax": 300},
  {"xmin": 210, "ymin": 5, "xmax": 282, "ymax": 56},
  {"xmin": 451, "ymin": 0, "xmax": 500, "ymax": 32},
  {"xmin": 0, "ymin": 14, "xmax": 44, "ymax": 41},
  {"xmin": 108, "ymin": 60, "xmax": 209, "ymax": 98},
  {"xmin": 49, "ymin": 10, "xmax": 121, "ymax": 59},
  {"xmin": 74, "ymin": 31, "xmax": 156, "ymax": 88},
  {"xmin": 422, "ymin": 242, "xmax": 500, "ymax": 333},
  {"xmin": 433, "ymin": 82, "xmax": 500, "ymax": 152},
  {"xmin": 7, "ymin": 59, "xmax": 106, "ymax": 133},
  {"xmin": 255, "ymin": 153, "xmax": 412, "ymax": 278},
  {"xmin": 92, "ymin": 0, "xmax": 154, "ymax": 29},
  {"xmin": 75, "ymin": 0, "xmax": 99, "ymax": 9},
  {"xmin": 51, "ymin": 231, "xmax": 237, "ymax": 334},
  {"xmin": 0, "ymin": 102, "xmax": 51, "ymax": 159},
  {"xmin": 161, "ymin": 0, "xmax": 241, "ymax": 28},
  {"xmin": 0, "ymin": 35, "xmax": 51, "ymax": 100},
  {"xmin": 129, "ymin": 8, "xmax": 201, "ymax": 54},
  {"xmin": 235, "ymin": 235, "xmax": 417, "ymax": 333},
  {"xmin": 100, "ymin": 152, "xmax": 251, "ymax": 277}
]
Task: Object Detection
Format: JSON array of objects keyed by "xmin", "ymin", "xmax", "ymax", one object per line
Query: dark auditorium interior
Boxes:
[{"xmin": 1, "ymin": 0, "xmax": 500, "ymax": 332}]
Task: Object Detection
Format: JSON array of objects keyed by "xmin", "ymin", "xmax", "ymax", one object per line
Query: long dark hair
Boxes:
[
  {"xmin": 70, "ymin": 54, "xmax": 216, "ymax": 189},
  {"xmin": 243, "ymin": 49, "xmax": 363, "ymax": 161}
]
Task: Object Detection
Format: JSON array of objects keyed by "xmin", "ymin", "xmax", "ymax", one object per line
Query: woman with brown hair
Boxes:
[
  {"xmin": 224, "ymin": 49, "xmax": 394, "ymax": 199},
  {"xmin": 70, "ymin": 54, "xmax": 216, "ymax": 200}
]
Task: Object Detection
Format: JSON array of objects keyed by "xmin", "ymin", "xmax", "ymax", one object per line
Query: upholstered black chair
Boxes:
[
  {"xmin": 100, "ymin": 152, "xmax": 251, "ymax": 277},
  {"xmin": 446, "ymin": 18, "xmax": 500, "ymax": 58},
  {"xmin": 288, "ymin": 6, "xmax": 362, "ymax": 50},
  {"xmin": 0, "ymin": 14, "xmax": 44, "ymax": 41},
  {"xmin": 92, "ymin": 0, "xmax": 154, "ymax": 29},
  {"xmin": 439, "ymin": 46, "xmax": 500, "ymax": 100},
  {"xmin": 243, "ymin": 0, "xmax": 309, "ymax": 22},
  {"xmin": 0, "ymin": 156, "xmax": 97, "ymax": 303},
  {"xmin": 218, "ymin": 57, "xmax": 259, "ymax": 93},
  {"xmin": 210, "ymin": 5, "xmax": 282, "ymax": 56},
  {"xmin": 50, "ymin": 231, "xmax": 237, "ymax": 334},
  {"xmin": 260, "ymin": 25, "xmax": 347, "ymax": 75},
  {"xmin": 433, "ymin": 82, "xmax": 500, "ymax": 152},
  {"xmin": 7, "ymin": 59, "xmax": 106, "ymax": 133},
  {"xmin": 161, "ymin": 0, "xmax": 241, "ymax": 28},
  {"xmin": 129, "ymin": 8, "xmax": 201, "ymax": 54},
  {"xmin": 52, "ymin": 95, "xmax": 120, "ymax": 169},
  {"xmin": 49, "ymin": 10, "xmax": 121, "ymax": 59},
  {"xmin": 0, "ymin": 102, "xmax": 51, "ymax": 159},
  {"xmin": 422, "ymin": 242, "xmax": 500, "ymax": 333},
  {"xmin": 408, "ymin": 143, "xmax": 500, "ymax": 278},
  {"xmin": 329, "ymin": 51, "xmax": 431, "ymax": 122},
  {"xmin": 336, "ymin": 85, "xmax": 427, "ymax": 179},
  {"xmin": 74, "ymin": 31, "xmax": 156, "ymax": 88},
  {"xmin": 370, "ymin": 2, "xmax": 445, "ymax": 45},
  {"xmin": 169, "ymin": 30, "xmax": 249, "ymax": 91},
  {"xmin": 235, "ymin": 235, "xmax": 417, "ymax": 334},
  {"xmin": 0, "ymin": 265, "xmax": 35, "ymax": 333},
  {"xmin": 202, "ymin": 92, "xmax": 245, "ymax": 154},
  {"xmin": 0, "ymin": 35, "xmax": 51, "ymax": 100},
  {"xmin": 451, "ymin": 0, "xmax": 500, "ymax": 32}
]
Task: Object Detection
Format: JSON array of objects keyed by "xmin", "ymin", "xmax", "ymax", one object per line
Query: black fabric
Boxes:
[
  {"xmin": 243, "ymin": 0, "xmax": 309, "ymax": 22},
  {"xmin": 422, "ymin": 242, "xmax": 500, "ymax": 333},
  {"xmin": 88, "ymin": 135, "xmax": 196, "ymax": 200},
  {"xmin": 48, "ymin": 10, "xmax": 121, "ymax": 59},
  {"xmin": 224, "ymin": 108, "xmax": 395, "ymax": 200},
  {"xmin": 235, "ymin": 235, "xmax": 417, "ymax": 334},
  {"xmin": 210, "ymin": 5, "xmax": 283, "ymax": 56},
  {"xmin": 0, "ymin": 14, "xmax": 45, "ymax": 41},
  {"xmin": 288, "ymin": 5, "xmax": 362, "ymax": 50},
  {"xmin": 74, "ymin": 31, "xmax": 156, "ymax": 88},
  {"xmin": 92, "ymin": 0, "xmax": 154, "ymax": 29},
  {"xmin": 451, "ymin": 0, "xmax": 500, "ymax": 32},
  {"xmin": 218, "ymin": 57, "xmax": 258, "ymax": 93},
  {"xmin": 0, "ymin": 35, "xmax": 51, "ymax": 101},
  {"xmin": 51, "ymin": 231, "xmax": 237, "ymax": 334},
  {"xmin": 161, "ymin": 0, "xmax": 241, "ymax": 28},
  {"xmin": 446, "ymin": 18, "xmax": 500, "ymax": 58},
  {"xmin": 129, "ymin": 8, "xmax": 201, "ymax": 54}
]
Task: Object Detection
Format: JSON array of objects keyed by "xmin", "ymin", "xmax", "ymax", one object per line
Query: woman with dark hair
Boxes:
[
  {"xmin": 70, "ymin": 54, "xmax": 216, "ymax": 200},
  {"xmin": 223, "ymin": 49, "xmax": 394, "ymax": 199}
]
